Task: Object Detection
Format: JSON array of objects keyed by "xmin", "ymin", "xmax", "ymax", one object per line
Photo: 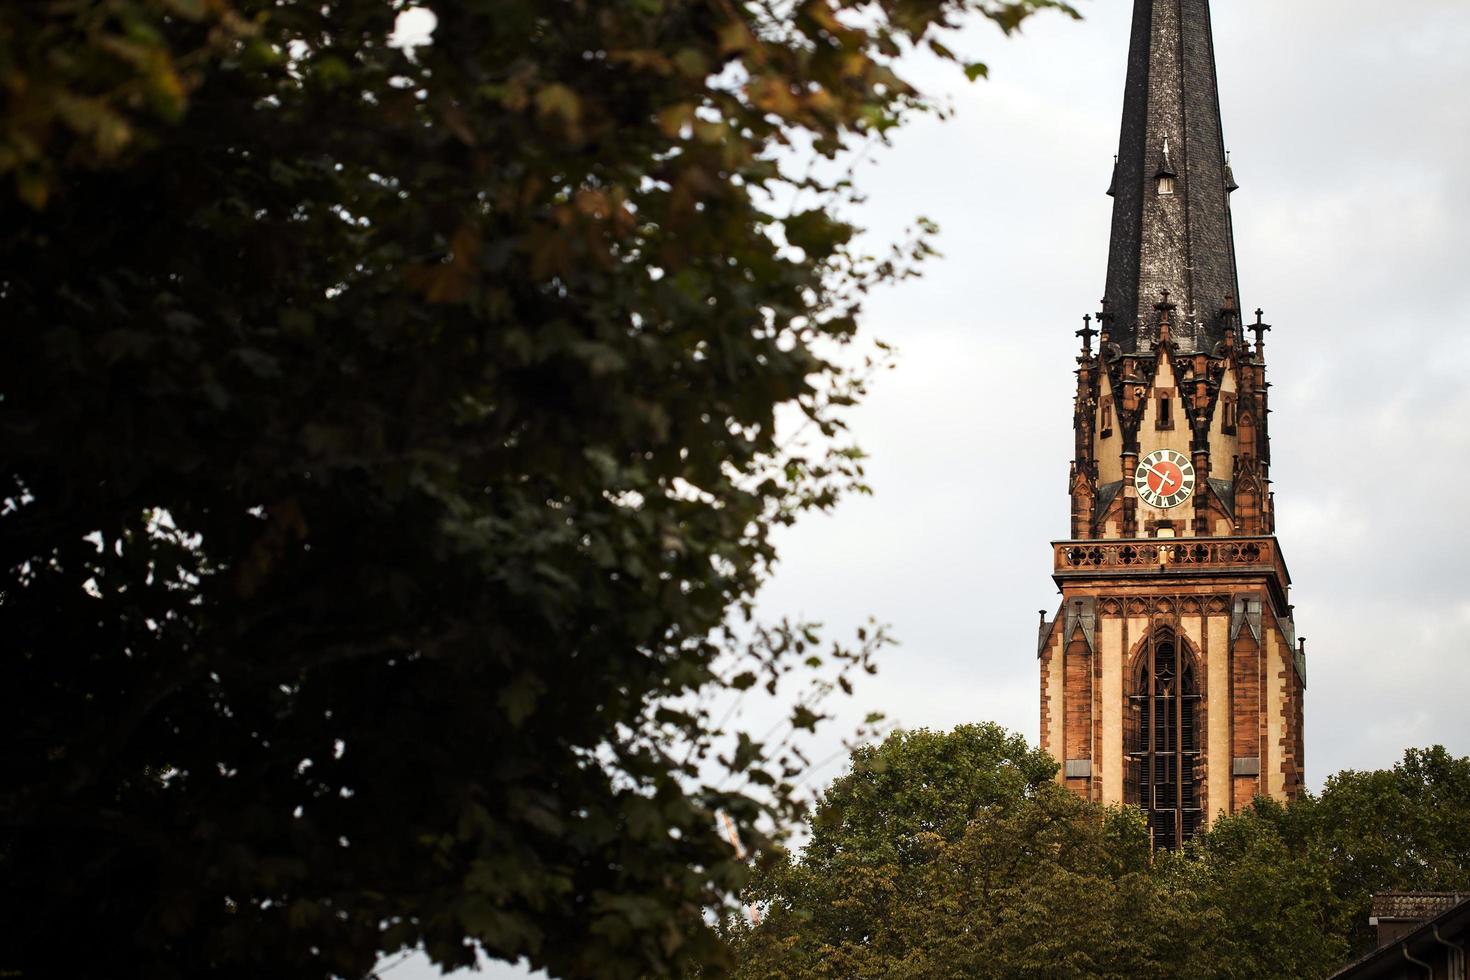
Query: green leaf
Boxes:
[{"xmin": 535, "ymin": 83, "xmax": 582, "ymax": 126}]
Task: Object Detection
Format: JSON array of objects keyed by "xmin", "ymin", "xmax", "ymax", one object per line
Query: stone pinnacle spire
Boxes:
[{"xmin": 1102, "ymin": 0, "xmax": 1241, "ymax": 353}]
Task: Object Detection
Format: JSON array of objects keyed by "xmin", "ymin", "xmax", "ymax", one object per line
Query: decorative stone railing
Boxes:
[{"xmin": 1052, "ymin": 537, "xmax": 1290, "ymax": 586}]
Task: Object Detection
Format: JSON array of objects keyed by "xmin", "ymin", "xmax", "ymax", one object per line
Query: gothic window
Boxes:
[
  {"xmin": 1100, "ymin": 397, "xmax": 1114, "ymax": 438},
  {"xmin": 1156, "ymin": 392, "xmax": 1173, "ymax": 430},
  {"xmin": 1221, "ymin": 393, "xmax": 1238, "ymax": 435},
  {"xmin": 1126, "ymin": 630, "xmax": 1201, "ymax": 850}
]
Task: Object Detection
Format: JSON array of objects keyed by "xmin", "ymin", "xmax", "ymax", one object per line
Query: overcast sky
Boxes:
[{"xmin": 391, "ymin": 1, "xmax": 1470, "ymax": 976}]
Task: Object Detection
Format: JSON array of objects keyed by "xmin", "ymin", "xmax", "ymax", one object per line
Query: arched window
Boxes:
[{"xmin": 1126, "ymin": 629, "xmax": 1202, "ymax": 849}]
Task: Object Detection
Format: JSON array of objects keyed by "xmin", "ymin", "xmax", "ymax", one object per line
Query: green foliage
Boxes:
[
  {"xmin": 732, "ymin": 733, "xmax": 1470, "ymax": 980},
  {"xmin": 0, "ymin": 1, "xmax": 253, "ymax": 207},
  {"xmin": 0, "ymin": 0, "xmax": 1073, "ymax": 978},
  {"xmin": 731, "ymin": 726, "xmax": 1174, "ymax": 979},
  {"xmin": 1160, "ymin": 811, "xmax": 1347, "ymax": 978},
  {"xmin": 805, "ymin": 723, "xmax": 1058, "ymax": 867},
  {"xmin": 1242, "ymin": 745, "xmax": 1470, "ymax": 957}
]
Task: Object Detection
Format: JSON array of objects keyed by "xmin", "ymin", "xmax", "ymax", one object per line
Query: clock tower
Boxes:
[{"xmin": 1037, "ymin": 0, "xmax": 1306, "ymax": 848}]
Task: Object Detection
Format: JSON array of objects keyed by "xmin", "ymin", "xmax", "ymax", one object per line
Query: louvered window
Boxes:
[{"xmin": 1126, "ymin": 630, "xmax": 1202, "ymax": 850}]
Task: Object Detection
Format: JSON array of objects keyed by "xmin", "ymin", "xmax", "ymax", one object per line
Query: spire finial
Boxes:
[
  {"xmin": 1250, "ymin": 309, "xmax": 1272, "ymax": 353},
  {"xmin": 1155, "ymin": 291, "xmax": 1175, "ymax": 345},
  {"xmin": 1077, "ymin": 314, "xmax": 1097, "ymax": 355}
]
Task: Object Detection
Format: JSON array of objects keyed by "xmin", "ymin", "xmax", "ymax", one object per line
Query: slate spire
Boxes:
[{"xmin": 1102, "ymin": 0, "xmax": 1241, "ymax": 353}]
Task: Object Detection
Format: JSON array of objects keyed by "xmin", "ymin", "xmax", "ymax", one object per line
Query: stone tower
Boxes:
[{"xmin": 1037, "ymin": 0, "xmax": 1306, "ymax": 849}]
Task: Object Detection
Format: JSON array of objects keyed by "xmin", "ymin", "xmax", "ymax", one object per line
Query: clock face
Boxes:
[{"xmin": 1135, "ymin": 449, "xmax": 1196, "ymax": 510}]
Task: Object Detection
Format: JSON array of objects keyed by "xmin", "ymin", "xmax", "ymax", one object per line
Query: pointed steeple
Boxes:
[{"xmin": 1102, "ymin": 0, "xmax": 1241, "ymax": 353}]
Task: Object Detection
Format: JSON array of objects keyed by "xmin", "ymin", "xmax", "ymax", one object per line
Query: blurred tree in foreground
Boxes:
[
  {"xmin": 0, "ymin": 0, "xmax": 1074, "ymax": 977},
  {"xmin": 731, "ymin": 731, "xmax": 1470, "ymax": 979}
]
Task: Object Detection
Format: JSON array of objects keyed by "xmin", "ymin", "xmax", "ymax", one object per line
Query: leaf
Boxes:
[
  {"xmin": 15, "ymin": 171, "xmax": 50, "ymax": 210},
  {"xmin": 790, "ymin": 706, "xmax": 821, "ymax": 733},
  {"xmin": 233, "ymin": 347, "xmax": 282, "ymax": 379},
  {"xmin": 784, "ymin": 208, "xmax": 852, "ymax": 255},
  {"xmin": 405, "ymin": 223, "xmax": 482, "ymax": 302},
  {"xmin": 673, "ymin": 48, "xmax": 709, "ymax": 78},
  {"xmin": 693, "ymin": 120, "xmax": 724, "ymax": 145},
  {"xmin": 718, "ymin": 22, "xmax": 752, "ymax": 55},
  {"xmin": 440, "ymin": 100, "xmax": 478, "ymax": 146},
  {"xmin": 536, "ymin": 83, "xmax": 583, "ymax": 129},
  {"xmin": 661, "ymin": 103, "xmax": 693, "ymax": 139},
  {"xmin": 499, "ymin": 673, "xmax": 545, "ymax": 727},
  {"xmin": 161, "ymin": 0, "xmax": 208, "ymax": 19},
  {"xmin": 313, "ymin": 55, "xmax": 352, "ymax": 88},
  {"xmin": 569, "ymin": 341, "xmax": 627, "ymax": 376}
]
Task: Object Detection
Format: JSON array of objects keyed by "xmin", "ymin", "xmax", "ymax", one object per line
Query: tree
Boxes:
[
  {"xmin": 1157, "ymin": 748, "xmax": 1470, "ymax": 978},
  {"xmin": 734, "ymin": 727, "xmax": 1452, "ymax": 979},
  {"xmin": 1241, "ymin": 746, "xmax": 1470, "ymax": 958},
  {"xmin": 730, "ymin": 725, "xmax": 1184, "ymax": 979},
  {"xmin": 0, "ymin": 1, "xmax": 1073, "ymax": 978},
  {"xmin": 1160, "ymin": 810, "xmax": 1347, "ymax": 978}
]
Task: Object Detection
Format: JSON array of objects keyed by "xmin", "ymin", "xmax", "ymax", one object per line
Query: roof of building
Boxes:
[
  {"xmin": 1103, "ymin": 0, "xmax": 1242, "ymax": 354},
  {"xmin": 1331, "ymin": 895, "xmax": 1470, "ymax": 979},
  {"xmin": 1095, "ymin": 480, "xmax": 1124, "ymax": 511},
  {"xmin": 1372, "ymin": 892, "xmax": 1468, "ymax": 922}
]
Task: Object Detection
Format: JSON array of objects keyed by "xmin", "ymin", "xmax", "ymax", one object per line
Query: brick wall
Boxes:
[{"xmin": 1232, "ymin": 632, "xmax": 1260, "ymax": 811}]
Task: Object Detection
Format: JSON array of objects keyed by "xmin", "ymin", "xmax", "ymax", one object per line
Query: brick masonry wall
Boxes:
[
  {"xmin": 1064, "ymin": 637, "xmax": 1093, "ymax": 799},
  {"xmin": 1039, "ymin": 631, "xmax": 1056, "ymax": 763},
  {"xmin": 1232, "ymin": 632, "xmax": 1260, "ymax": 811}
]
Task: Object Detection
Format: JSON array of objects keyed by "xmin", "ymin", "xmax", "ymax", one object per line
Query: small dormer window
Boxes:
[
  {"xmin": 1100, "ymin": 396, "xmax": 1114, "ymax": 438},
  {"xmin": 1156, "ymin": 135, "xmax": 1177, "ymax": 196},
  {"xmin": 1222, "ymin": 393, "xmax": 1238, "ymax": 434},
  {"xmin": 1157, "ymin": 392, "xmax": 1174, "ymax": 430}
]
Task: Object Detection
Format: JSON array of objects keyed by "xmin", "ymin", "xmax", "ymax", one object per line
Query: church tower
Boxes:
[{"xmin": 1037, "ymin": 0, "xmax": 1306, "ymax": 848}]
